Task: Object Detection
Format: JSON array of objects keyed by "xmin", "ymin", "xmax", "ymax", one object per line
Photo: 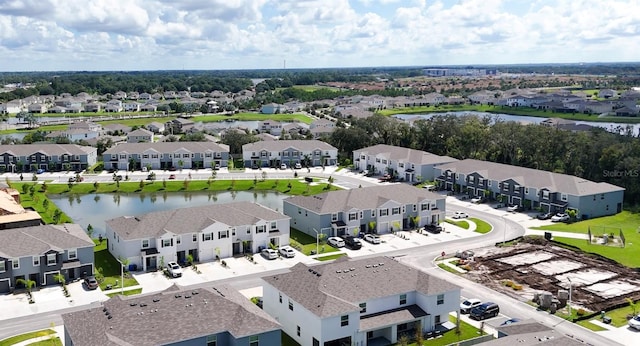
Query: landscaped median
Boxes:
[
  {"xmin": 532, "ymin": 211, "xmax": 640, "ymax": 267},
  {"xmin": 0, "ymin": 329, "xmax": 59, "ymax": 346}
]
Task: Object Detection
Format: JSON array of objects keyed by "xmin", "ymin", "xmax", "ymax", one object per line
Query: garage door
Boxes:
[
  {"xmin": 0, "ymin": 279, "xmax": 10, "ymax": 293},
  {"xmin": 378, "ymin": 222, "xmax": 389, "ymax": 234}
]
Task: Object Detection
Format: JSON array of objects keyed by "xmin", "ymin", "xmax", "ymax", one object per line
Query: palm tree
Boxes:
[{"xmin": 16, "ymin": 278, "xmax": 37, "ymax": 301}]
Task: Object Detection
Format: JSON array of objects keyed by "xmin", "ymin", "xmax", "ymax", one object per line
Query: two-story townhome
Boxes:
[
  {"xmin": 45, "ymin": 129, "xmax": 99, "ymax": 142},
  {"xmin": 259, "ymin": 120, "xmax": 283, "ymax": 136},
  {"xmin": 83, "ymin": 102, "xmax": 102, "ymax": 112},
  {"xmin": 104, "ymin": 202, "xmax": 291, "ymax": 271},
  {"xmin": 63, "ymin": 284, "xmax": 281, "ymax": 346},
  {"xmin": 126, "ymin": 128, "xmax": 154, "ymax": 143},
  {"xmin": 260, "ymin": 103, "xmax": 286, "ymax": 114},
  {"xmin": 105, "ymin": 100, "xmax": 123, "ymax": 112},
  {"xmin": 434, "ymin": 159, "xmax": 625, "ymax": 218},
  {"xmin": 0, "ymin": 224, "xmax": 94, "ymax": 293},
  {"xmin": 283, "ymin": 184, "xmax": 446, "ymax": 238},
  {"xmin": 102, "ymin": 142, "xmax": 230, "ymax": 171},
  {"xmin": 146, "ymin": 121, "xmax": 165, "ymax": 134},
  {"xmin": 242, "ymin": 140, "xmax": 338, "ymax": 168},
  {"xmin": 27, "ymin": 103, "xmax": 47, "ymax": 113},
  {"xmin": 0, "ymin": 144, "xmax": 98, "ymax": 173},
  {"xmin": 165, "ymin": 118, "xmax": 195, "ymax": 134},
  {"xmin": 353, "ymin": 144, "xmax": 458, "ymax": 182},
  {"xmin": 122, "ymin": 102, "xmax": 140, "ymax": 112},
  {"xmin": 263, "ymin": 256, "xmax": 461, "ymax": 346}
]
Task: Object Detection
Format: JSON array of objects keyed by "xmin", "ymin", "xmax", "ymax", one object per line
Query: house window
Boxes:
[
  {"xmin": 68, "ymin": 249, "xmax": 77, "ymax": 260},
  {"xmin": 33, "ymin": 257, "xmax": 40, "ymax": 266},
  {"xmin": 162, "ymin": 239, "xmax": 172, "ymax": 247},
  {"xmin": 218, "ymin": 230, "xmax": 229, "ymax": 239},
  {"xmin": 47, "ymin": 254, "xmax": 57, "ymax": 266},
  {"xmin": 359, "ymin": 211, "xmax": 363, "ymax": 219},
  {"xmin": 382, "ymin": 159, "xmax": 387, "ymax": 164},
  {"xmin": 435, "ymin": 315, "xmax": 441, "ymax": 324},
  {"xmin": 206, "ymin": 335, "xmax": 217, "ymax": 346},
  {"xmin": 12, "ymin": 259, "xmax": 19, "ymax": 270},
  {"xmin": 142, "ymin": 239, "xmax": 150, "ymax": 249},
  {"xmin": 376, "ymin": 158, "xmax": 380, "ymax": 163},
  {"xmin": 437, "ymin": 294, "xmax": 444, "ymax": 305},
  {"xmin": 313, "ymin": 338, "xmax": 319, "ymax": 346},
  {"xmin": 421, "ymin": 203, "xmax": 428, "ymax": 211},
  {"xmin": 488, "ymin": 181, "xmax": 492, "ymax": 187},
  {"xmin": 392, "ymin": 207, "xmax": 401, "ymax": 215},
  {"xmin": 399, "ymin": 294, "xmax": 407, "ymax": 305},
  {"xmin": 371, "ymin": 210, "xmax": 376, "ymax": 217},
  {"xmin": 348, "ymin": 212, "xmax": 358, "ymax": 221},
  {"xmin": 542, "ymin": 191, "xmax": 549, "ymax": 199},
  {"xmin": 398, "ymin": 323, "xmax": 408, "ymax": 332},
  {"xmin": 503, "ymin": 182, "xmax": 509, "ymax": 190},
  {"xmin": 331, "ymin": 213, "xmax": 338, "ymax": 221},
  {"xmin": 249, "ymin": 336, "xmax": 258, "ymax": 346},
  {"xmin": 360, "ymin": 302, "xmax": 367, "ymax": 313},
  {"xmin": 561, "ymin": 194, "xmax": 568, "ymax": 202},
  {"xmin": 256, "ymin": 225, "xmax": 266, "ymax": 233},
  {"xmin": 289, "ymin": 300, "xmax": 294, "ymax": 311},
  {"xmin": 379, "ymin": 209, "xmax": 388, "ymax": 217},
  {"xmin": 279, "ymin": 293, "xmax": 282, "ymax": 303},
  {"xmin": 0, "ymin": 261, "xmax": 5, "ymax": 272},
  {"xmin": 413, "ymin": 205, "xmax": 417, "ymax": 212},
  {"xmin": 601, "ymin": 194, "xmax": 605, "ymax": 200},
  {"xmin": 193, "ymin": 233, "xmax": 197, "ymax": 242},
  {"xmin": 232, "ymin": 228, "xmax": 236, "ymax": 236},
  {"xmin": 341, "ymin": 315, "xmax": 349, "ymax": 327},
  {"xmin": 297, "ymin": 325, "xmax": 301, "ymax": 336},
  {"xmin": 270, "ymin": 221, "xmax": 277, "ymax": 230},
  {"xmin": 176, "ymin": 236, "xmax": 181, "ymax": 245}
]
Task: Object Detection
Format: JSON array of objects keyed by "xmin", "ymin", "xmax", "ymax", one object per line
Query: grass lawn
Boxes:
[
  {"xmin": 315, "ymin": 253, "xmax": 347, "ymax": 261},
  {"xmin": 93, "ymin": 240, "xmax": 139, "ymax": 290},
  {"xmin": 534, "ymin": 211, "xmax": 640, "ymax": 267},
  {"xmin": 0, "ymin": 330, "xmax": 56, "ymax": 346},
  {"xmin": 576, "ymin": 319, "xmax": 608, "ymax": 332},
  {"xmin": 289, "ymin": 229, "xmax": 338, "ymax": 256},
  {"xmin": 26, "ymin": 337, "xmax": 62, "ymax": 346},
  {"xmin": 438, "ymin": 263, "xmax": 462, "ymax": 275},
  {"xmin": 445, "ymin": 219, "xmax": 469, "ymax": 229},
  {"xmin": 106, "ymin": 288, "xmax": 143, "ymax": 298},
  {"xmin": 470, "ymin": 218, "xmax": 492, "ymax": 234},
  {"xmin": 406, "ymin": 315, "xmax": 488, "ymax": 346}
]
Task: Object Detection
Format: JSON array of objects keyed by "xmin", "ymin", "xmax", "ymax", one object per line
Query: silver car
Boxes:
[{"xmin": 278, "ymin": 246, "xmax": 296, "ymax": 258}]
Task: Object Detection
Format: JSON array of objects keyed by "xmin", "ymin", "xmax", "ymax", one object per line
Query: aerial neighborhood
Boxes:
[{"xmin": 0, "ymin": 69, "xmax": 638, "ymax": 346}]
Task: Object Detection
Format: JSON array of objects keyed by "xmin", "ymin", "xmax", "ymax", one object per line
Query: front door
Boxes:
[{"xmin": 177, "ymin": 251, "xmax": 186, "ymax": 265}]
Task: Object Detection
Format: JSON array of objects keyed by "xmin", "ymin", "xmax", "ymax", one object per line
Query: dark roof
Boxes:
[
  {"xmin": 262, "ymin": 256, "xmax": 460, "ymax": 318},
  {"xmin": 0, "ymin": 144, "xmax": 95, "ymax": 156},
  {"xmin": 360, "ymin": 305, "xmax": 428, "ymax": 331},
  {"xmin": 0, "ymin": 224, "xmax": 93, "ymax": 259},
  {"xmin": 106, "ymin": 201, "xmax": 289, "ymax": 241},
  {"xmin": 284, "ymin": 184, "xmax": 443, "ymax": 214},
  {"xmin": 355, "ymin": 144, "xmax": 458, "ymax": 166},
  {"xmin": 242, "ymin": 139, "xmax": 337, "ymax": 152},
  {"xmin": 62, "ymin": 284, "xmax": 280, "ymax": 346}
]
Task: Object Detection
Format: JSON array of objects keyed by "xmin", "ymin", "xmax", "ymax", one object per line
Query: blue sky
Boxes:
[{"xmin": 0, "ymin": 0, "xmax": 637, "ymax": 71}]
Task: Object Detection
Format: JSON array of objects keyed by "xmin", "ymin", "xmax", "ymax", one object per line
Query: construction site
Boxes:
[{"xmin": 463, "ymin": 238, "xmax": 640, "ymax": 313}]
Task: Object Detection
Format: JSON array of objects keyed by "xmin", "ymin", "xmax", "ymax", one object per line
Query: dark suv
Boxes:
[
  {"xmin": 424, "ymin": 224, "xmax": 443, "ymax": 234},
  {"xmin": 470, "ymin": 302, "xmax": 500, "ymax": 320},
  {"xmin": 342, "ymin": 235, "xmax": 362, "ymax": 250}
]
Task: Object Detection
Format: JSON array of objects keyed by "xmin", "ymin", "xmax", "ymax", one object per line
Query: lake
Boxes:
[
  {"xmin": 394, "ymin": 112, "xmax": 640, "ymax": 135},
  {"xmin": 49, "ymin": 190, "xmax": 289, "ymax": 236}
]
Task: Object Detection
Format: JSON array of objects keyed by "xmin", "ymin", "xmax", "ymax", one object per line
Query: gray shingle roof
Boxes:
[
  {"xmin": 126, "ymin": 128, "xmax": 153, "ymax": 137},
  {"xmin": 262, "ymin": 256, "xmax": 460, "ymax": 318},
  {"xmin": 436, "ymin": 159, "xmax": 624, "ymax": 196},
  {"xmin": 356, "ymin": 144, "xmax": 458, "ymax": 165},
  {"xmin": 106, "ymin": 201, "xmax": 289, "ymax": 241},
  {"xmin": 242, "ymin": 139, "xmax": 337, "ymax": 152},
  {"xmin": 103, "ymin": 141, "xmax": 229, "ymax": 155},
  {"xmin": 0, "ymin": 224, "xmax": 93, "ymax": 258},
  {"xmin": 284, "ymin": 184, "xmax": 443, "ymax": 214},
  {"xmin": 62, "ymin": 284, "xmax": 280, "ymax": 346},
  {"xmin": 0, "ymin": 144, "xmax": 95, "ymax": 156}
]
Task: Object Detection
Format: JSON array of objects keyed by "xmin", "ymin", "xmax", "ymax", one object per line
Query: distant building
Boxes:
[{"xmin": 0, "ymin": 184, "xmax": 42, "ymax": 229}]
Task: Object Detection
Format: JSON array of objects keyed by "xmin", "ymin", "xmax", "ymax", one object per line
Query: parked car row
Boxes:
[{"xmin": 460, "ymin": 298, "xmax": 502, "ymax": 321}]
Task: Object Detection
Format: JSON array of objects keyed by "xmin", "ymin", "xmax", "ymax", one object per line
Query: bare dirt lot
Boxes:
[{"xmin": 464, "ymin": 239, "xmax": 640, "ymax": 313}]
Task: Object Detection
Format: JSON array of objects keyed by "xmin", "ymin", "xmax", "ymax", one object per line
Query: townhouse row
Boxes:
[{"xmin": 0, "ymin": 139, "xmax": 339, "ymax": 173}]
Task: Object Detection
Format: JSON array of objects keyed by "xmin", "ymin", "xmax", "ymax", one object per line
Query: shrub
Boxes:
[
  {"xmin": 577, "ymin": 308, "xmax": 586, "ymax": 316},
  {"xmin": 503, "ymin": 280, "xmax": 514, "ymax": 287},
  {"xmin": 512, "ymin": 284, "xmax": 523, "ymax": 291}
]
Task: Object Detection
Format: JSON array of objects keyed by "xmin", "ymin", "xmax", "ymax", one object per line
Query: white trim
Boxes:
[
  {"xmin": 33, "ymin": 256, "xmax": 40, "ymax": 267},
  {"xmin": 43, "ymin": 270, "xmax": 59, "ymax": 285},
  {"xmin": 0, "ymin": 278, "xmax": 11, "ymax": 290},
  {"xmin": 11, "ymin": 258, "xmax": 19, "ymax": 270}
]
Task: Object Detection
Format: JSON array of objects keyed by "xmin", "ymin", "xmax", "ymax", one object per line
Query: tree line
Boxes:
[{"xmin": 325, "ymin": 114, "xmax": 640, "ymax": 207}]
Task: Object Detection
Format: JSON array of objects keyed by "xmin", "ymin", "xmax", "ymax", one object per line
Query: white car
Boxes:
[
  {"xmin": 261, "ymin": 248, "xmax": 279, "ymax": 260},
  {"xmin": 628, "ymin": 314, "xmax": 640, "ymax": 330},
  {"xmin": 364, "ymin": 234, "xmax": 381, "ymax": 244},
  {"xmin": 294, "ymin": 162, "xmax": 302, "ymax": 169},
  {"xmin": 460, "ymin": 298, "xmax": 482, "ymax": 314},
  {"xmin": 452, "ymin": 211, "xmax": 469, "ymax": 219},
  {"xmin": 280, "ymin": 164, "xmax": 288, "ymax": 170},
  {"xmin": 507, "ymin": 205, "xmax": 522, "ymax": 212},
  {"xmin": 470, "ymin": 197, "xmax": 484, "ymax": 204},
  {"xmin": 166, "ymin": 261, "xmax": 182, "ymax": 278},
  {"xmin": 278, "ymin": 246, "xmax": 296, "ymax": 258},
  {"xmin": 551, "ymin": 213, "xmax": 570, "ymax": 222},
  {"xmin": 327, "ymin": 236, "xmax": 346, "ymax": 248}
]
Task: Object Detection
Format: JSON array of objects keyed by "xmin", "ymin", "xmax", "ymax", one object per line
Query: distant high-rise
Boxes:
[{"xmin": 423, "ymin": 68, "xmax": 497, "ymax": 77}]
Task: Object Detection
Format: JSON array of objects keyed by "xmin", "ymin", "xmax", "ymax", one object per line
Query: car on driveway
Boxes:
[
  {"xmin": 537, "ymin": 212, "xmax": 553, "ymax": 220},
  {"xmin": 452, "ymin": 211, "xmax": 468, "ymax": 219},
  {"xmin": 470, "ymin": 197, "xmax": 485, "ymax": 204},
  {"xmin": 342, "ymin": 235, "xmax": 362, "ymax": 250},
  {"xmin": 327, "ymin": 236, "xmax": 346, "ymax": 248},
  {"xmin": 460, "ymin": 298, "xmax": 482, "ymax": 314},
  {"xmin": 364, "ymin": 234, "xmax": 381, "ymax": 244},
  {"xmin": 294, "ymin": 162, "xmax": 302, "ymax": 169},
  {"xmin": 278, "ymin": 246, "xmax": 296, "ymax": 258},
  {"xmin": 280, "ymin": 164, "xmax": 288, "ymax": 170},
  {"xmin": 551, "ymin": 213, "xmax": 570, "ymax": 222},
  {"xmin": 83, "ymin": 276, "xmax": 99, "ymax": 290},
  {"xmin": 261, "ymin": 248, "xmax": 279, "ymax": 260},
  {"xmin": 507, "ymin": 205, "xmax": 522, "ymax": 212},
  {"xmin": 470, "ymin": 302, "xmax": 500, "ymax": 320},
  {"xmin": 423, "ymin": 224, "xmax": 443, "ymax": 234},
  {"xmin": 628, "ymin": 314, "xmax": 640, "ymax": 330},
  {"xmin": 166, "ymin": 261, "xmax": 182, "ymax": 278},
  {"xmin": 213, "ymin": 163, "xmax": 221, "ymax": 170}
]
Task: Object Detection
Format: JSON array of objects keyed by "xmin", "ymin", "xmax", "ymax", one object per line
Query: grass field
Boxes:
[
  {"xmin": 470, "ymin": 218, "xmax": 492, "ymax": 234},
  {"xmin": 0, "ymin": 330, "xmax": 56, "ymax": 346},
  {"xmin": 289, "ymin": 229, "xmax": 338, "ymax": 256},
  {"xmin": 534, "ymin": 211, "xmax": 640, "ymax": 267},
  {"xmin": 377, "ymin": 104, "xmax": 640, "ymax": 124}
]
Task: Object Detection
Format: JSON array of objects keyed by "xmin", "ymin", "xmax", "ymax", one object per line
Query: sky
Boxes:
[{"xmin": 0, "ymin": 0, "xmax": 638, "ymax": 72}]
